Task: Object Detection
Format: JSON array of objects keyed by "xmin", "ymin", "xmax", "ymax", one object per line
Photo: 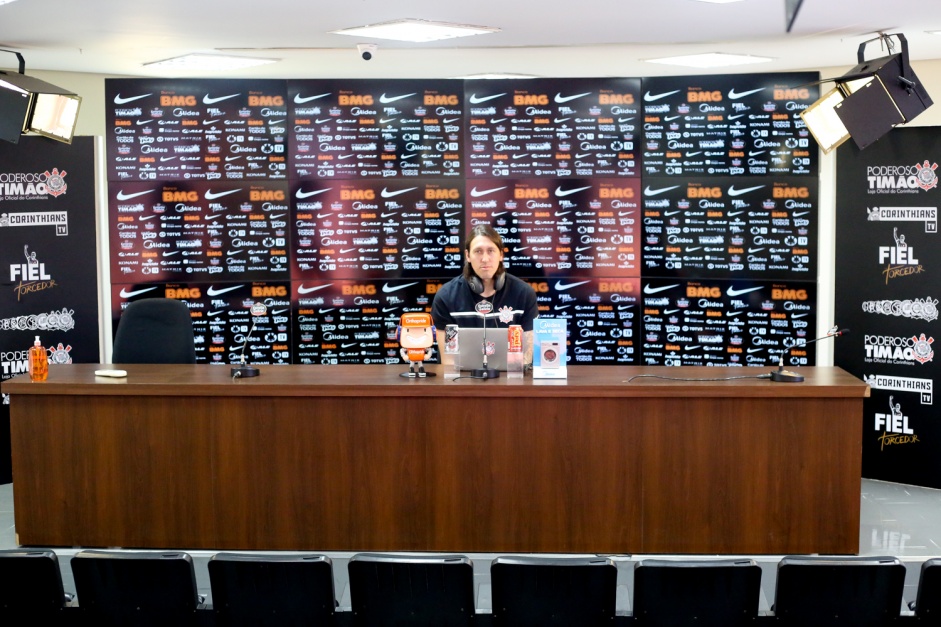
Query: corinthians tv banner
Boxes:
[
  {"xmin": 0, "ymin": 136, "xmax": 100, "ymax": 483},
  {"xmin": 834, "ymin": 127, "xmax": 941, "ymax": 489}
]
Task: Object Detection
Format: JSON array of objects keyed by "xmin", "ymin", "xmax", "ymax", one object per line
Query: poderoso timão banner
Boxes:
[{"xmin": 834, "ymin": 127, "xmax": 941, "ymax": 489}]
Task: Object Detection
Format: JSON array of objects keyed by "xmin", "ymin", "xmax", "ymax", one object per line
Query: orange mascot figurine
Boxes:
[{"xmin": 397, "ymin": 312, "xmax": 436, "ymax": 377}]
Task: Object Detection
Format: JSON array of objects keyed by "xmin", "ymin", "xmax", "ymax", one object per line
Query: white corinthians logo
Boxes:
[
  {"xmin": 865, "ymin": 333, "xmax": 935, "ymax": 366},
  {"xmin": 879, "ymin": 227, "xmax": 923, "ymax": 284},
  {"xmin": 867, "ymin": 206, "xmax": 937, "ymax": 233},
  {"xmin": 867, "ymin": 160, "xmax": 939, "ymax": 194},
  {"xmin": 875, "ymin": 396, "xmax": 919, "ymax": 450}
]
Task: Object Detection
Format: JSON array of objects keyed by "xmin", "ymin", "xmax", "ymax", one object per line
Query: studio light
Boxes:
[
  {"xmin": 0, "ymin": 50, "xmax": 81, "ymax": 145},
  {"xmin": 800, "ymin": 34, "xmax": 932, "ymax": 153}
]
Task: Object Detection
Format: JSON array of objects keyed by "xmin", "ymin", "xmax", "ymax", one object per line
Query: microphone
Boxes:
[
  {"xmin": 231, "ymin": 302, "xmax": 267, "ymax": 378},
  {"xmin": 471, "ymin": 299, "xmax": 500, "ymax": 379},
  {"xmin": 769, "ymin": 326, "xmax": 849, "ymax": 383}
]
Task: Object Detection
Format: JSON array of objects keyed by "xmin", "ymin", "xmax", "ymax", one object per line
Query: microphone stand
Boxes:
[
  {"xmin": 769, "ymin": 327, "xmax": 849, "ymax": 383},
  {"xmin": 471, "ymin": 299, "xmax": 499, "ymax": 379}
]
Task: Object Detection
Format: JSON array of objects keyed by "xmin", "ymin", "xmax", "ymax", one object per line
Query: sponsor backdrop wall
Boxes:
[
  {"xmin": 0, "ymin": 136, "xmax": 101, "ymax": 483},
  {"xmin": 105, "ymin": 74, "xmax": 818, "ymax": 369},
  {"xmin": 835, "ymin": 127, "xmax": 941, "ymax": 489}
]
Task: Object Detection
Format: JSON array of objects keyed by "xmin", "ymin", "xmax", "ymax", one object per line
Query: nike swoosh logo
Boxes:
[
  {"xmin": 469, "ymin": 93, "xmax": 506, "ymax": 104},
  {"xmin": 202, "ymin": 119, "xmax": 220, "ymax": 125},
  {"xmin": 747, "ymin": 348, "xmax": 763, "ymax": 354},
  {"xmin": 271, "ymin": 309, "xmax": 289, "ymax": 315},
  {"xmin": 443, "ymin": 117, "xmax": 460, "ymax": 124},
  {"xmin": 728, "ymin": 87, "xmax": 765, "ymax": 99},
  {"xmin": 728, "ymin": 185, "xmax": 765, "ymax": 196},
  {"xmin": 338, "ymin": 154, "xmax": 355, "ymax": 159},
  {"xmin": 119, "ymin": 286, "xmax": 159, "ymax": 298},
  {"xmin": 206, "ymin": 284, "xmax": 244, "ymax": 297},
  {"xmin": 160, "ymin": 157, "xmax": 177, "ymax": 162},
  {"xmin": 382, "ymin": 307, "xmax": 399, "ymax": 313},
  {"xmin": 205, "ymin": 189, "xmax": 241, "ymax": 200},
  {"xmin": 268, "ymin": 213, "xmax": 286, "ymax": 220},
  {"xmin": 402, "ymin": 247, "xmax": 419, "ymax": 253},
  {"xmin": 136, "ymin": 120, "xmax": 153, "ymax": 126},
  {"xmin": 314, "ymin": 118, "xmax": 332, "ymax": 124},
  {"xmin": 686, "ymin": 346, "xmax": 701, "ymax": 351},
  {"xmin": 554, "ymin": 305, "xmax": 572, "ymax": 310},
  {"xmin": 793, "ymin": 211, "xmax": 810, "ymax": 217},
  {"xmin": 379, "ymin": 118, "xmax": 398, "ymax": 124},
  {"xmin": 163, "ymin": 251, "xmax": 181, "ymax": 257},
  {"xmin": 664, "ymin": 210, "xmax": 682, "ymax": 216},
  {"xmin": 296, "ymin": 188, "xmax": 331, "ymax": 198},
  {"xmin": 225, "ymin": 156, "xmax": 242, "ymax": 162},
  {"xmin": 203, "ymin": 93, "xmax": 240, "ymax": 105},
  {"xmin": 644, "ymin": 90, "xmax": 681, "ymax": 102},
  {"xmin": 492, "ymin": 211, "xmax": 508, "ymax": 217},
  {"xmin": 400, "ymin": 153, "xmax": 416, "ymax": 160},
  {"xmin": 555, "ymin": 211, "xmax": 571, "ymax": 217},
  {"xmin": 297, "ymin": 284, "xmax": 332, "ymax": 294},
  {"xmin": 643, "ymin": 283, "xmax": 680, "ymax": 295},
  {"xmin": 686, "ymin": 151, "xmax": 702, "ymax": 157},
  {"xmin": 554, "ymin": 117, "xmax": 570, "ymax": 124},
  {"xmin": 555, "ymin": 92, "xmax": 591, "ymax": 103},
  {"xmin": 664, "ymin": 309, "xmax": 680, "ymax": 314},
  {"xmin": 748, "ymin": 151, "xmax": 766, "ymax": 157},
  {"xmin": 208, "ymin": 310, "xmax": 225, "ymax": 317},
  {"xmin": 379, "ymin": 92, "xmax": 416, "ymax": 103},
  {"xmin": 138, "ymin": 215, "xmax": 158, "ymax": 221},
  {"xmin": 382, "ymin": 282, "xmax": 419, "ymax": 293},
  {"xmin": 226, "ymin": 250, "xmax": 243, "ymax": 256},
  {"xmin": 575, "ymin": 246, "xmax": 592, "ymax": 252},
  {"xmin": 618, "ymin": 211, "xmax": 634, "ymax": 217},
  {"xmin": 644, "ymin": 185, "xmax": 680, "ymax": 196},
  {"xmin": 791, "ymin": 313, "xmax": 809, "ymax": 319},
  {"xmin": 664, "ymin": 115, "xmax": 682, "ymax": 122},
  {"xmin": 319, "ymin": 308, "xmax": 335, "ymax": 314},
  {"xmin": 445, "ymin": 211, "xmax": 461, "ymax": 217},
  {"xmin": 555, "ymin": 185, "xmax": 592, "ymax": 197},
  {"xmin": 294, "ymin": 93, "xmax": 331, "ymax": 103},
  {"xmin": 747, "ymin": 248, "xmax": 765, "ymax": 253},
  {"xmin": 728, "ymin": 113, "xmax": 746, "ymax": 120},
  {"xmin": 728, "ymin": 211, "xmax": 745, "ymax": 217},
  {"xmin": 513, "ymin": 153, "xmax": 529, "ymax": 160},
  {"xmin": 316, "ymin": 212, "xmax": 334, "ymax": 219},
  {"xmin": 116, "ymin": 190, "xmax": 155, "ymax": 201},
  {"xmin": 513, "ymin": 246, "xmax": 529, "ymax": 252},
  {"xmin": 618, "ymin": 305, "xmax": 634, "ymax": 311},
  {"xmin": 555, "ymin": 280, "xmax": 591, "ymax": 291},
  {"xmin": 470, "ymin": 186, "xmax": 507, "ymax": 197},
  {"xmin": 490, "ymin": 117, "xmax": 507, "ymax": 124},
  {"xmin": 342, "ymin": 343, "xmax": 358, "ymax": 349},
  {"xmin": 340, "ymin": 248, "xmax": 357, "ymax": 254},
  {"xmin": 575, "ymin": 153, "xmax": 591, "ymax": 159},
  {"xmin": 575, "ymin": 339, "xmax": 592, "ymax": 345},
  {"xmin": 203, "ymin": 213, "xmax": 221, "ymax": 221},
  {"xmin": 685, "ymin": 246, "xmax": 701, "ymax": 252},
  {"xmin": 114, "ymin": 93, "xmax": 151, "ymax": 104},
  {"xmin": 727, "ymin": 286, "xmax": 763, "ymax": 297},
  {"xmin": 380, "ymin": 212, "xmax": 398, "ymax": 218},
  {"xmin": 380, "ymin": 187, "xmax": 418, "ymax": 198}
]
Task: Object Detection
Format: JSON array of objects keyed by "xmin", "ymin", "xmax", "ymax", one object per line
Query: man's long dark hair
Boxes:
[{"xmin": 463, "ymin": 224, "xmax": 507, "ymax": 283}]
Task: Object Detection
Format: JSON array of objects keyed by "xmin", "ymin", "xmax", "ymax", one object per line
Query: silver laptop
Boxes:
[{"xmin": 455, "ymin": 326, "xmax": 509, "ymax": 371}]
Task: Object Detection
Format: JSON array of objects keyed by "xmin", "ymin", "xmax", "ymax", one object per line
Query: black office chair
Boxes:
[
  {"xmin": 632, "ymin": 558, "xmax": 761, "ymax": 626},
  {"xmin": 910, "ymin": 558, "xmax": 941, "ymax": 622},
  {"xmin": 347, "ymin": 553, "xmax": 475, "ymax": 627},
  {"xmin": 0, "ymin": 549, "xmax": 73, "ymax": 621},
  {"xmin": 112, "ymin": 297, "xmax": 196, "ymax": 364},
  {"xmin": 772, "ymin": 555, "xmax": 905, "ymax": 626},
  {"xmin": 71, "ymin": 550, "xmax": 203, "ymax": 627},
  {"xmin": 490, "ymin": 555, "xmax": 617, "ymax": 627},
  {"xmin": 208, "ymin": 552, "xmax": 336, "ymax": 626}
]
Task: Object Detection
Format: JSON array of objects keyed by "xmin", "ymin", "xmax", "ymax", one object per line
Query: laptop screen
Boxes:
[{"xmin": 455, "ymin": 326, "xmax": 509, "ymax": 371}]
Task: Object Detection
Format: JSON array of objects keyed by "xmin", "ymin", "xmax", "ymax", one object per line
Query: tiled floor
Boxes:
[{"xmin": 1, "ymin": 478, "xmax": 939, "ymax": 614}]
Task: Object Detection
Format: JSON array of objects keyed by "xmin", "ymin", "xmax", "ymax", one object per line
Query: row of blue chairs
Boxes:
[{"xmin": 1, "ymin": 549, "xmax": 939, "ymax": 625}]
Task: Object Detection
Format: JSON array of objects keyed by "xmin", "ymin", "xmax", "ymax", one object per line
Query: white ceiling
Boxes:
[{"xmin": 2, "ymin": 0, "xmax": 941, "ymax": 79}]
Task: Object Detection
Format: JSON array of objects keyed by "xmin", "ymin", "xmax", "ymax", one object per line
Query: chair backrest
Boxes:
[
  {"xmin": 71, "ymin": 550, "xmax": 201, "ymax": 626},
  {"xmin": 913, "ymin": 558, "xmax": 941, "ymax": 621},
  {"xmin": 490, "ymin": 556, "xmax": 617, "ymax": 627},
  {"xmin": 0, "ymin": 549, "xmax": 68, "ymax": 613},
  {"xmin": 208, "ymin": 552, "xmax": 335, "ymax": 627},
  {"xmin": 112, "ymin": 297, "xmax": 196, "ymax": 364},
  {"xmin": 773, "ymin": 555, "xmax": 905, "ymax": 626},
  {"xmin": 348, "ymin": 553, "xmax": 474, "ymax": 627},
  {"xmin": 632, "ymin": 558, "xmax": 761, "ymax": 627}
]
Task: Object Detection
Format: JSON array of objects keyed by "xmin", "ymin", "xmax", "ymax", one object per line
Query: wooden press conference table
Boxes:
[{"xmin": 2, "ymin": 364, "xmax": 869, "ymax": 554}]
